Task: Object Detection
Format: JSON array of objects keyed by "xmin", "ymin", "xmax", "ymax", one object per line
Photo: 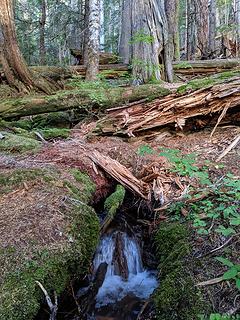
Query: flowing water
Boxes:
[{"xmin": 92, "ymin": 231, "xmax": 158, "ymax": 318}]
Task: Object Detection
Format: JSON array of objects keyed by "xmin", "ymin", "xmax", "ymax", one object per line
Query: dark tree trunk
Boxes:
[{"xmin": 186, "ymin": 0, "xmax": 196, "ymax": 60}]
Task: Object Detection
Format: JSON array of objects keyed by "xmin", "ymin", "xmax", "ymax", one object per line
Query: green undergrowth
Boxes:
[
  {"xmin": 154, "ymin": 223, "xmax": 205, "ymax": 319},
  {"xmin": 0, "ymin": 168, "xmax": 100, "ymax": 320},
  {"xmin": 104, "ymin": 184, "xmax": 126, "ymax": 217},
  {"xmin": 177, "ymin": 70, "xmax": 240, "ymax": 94}
]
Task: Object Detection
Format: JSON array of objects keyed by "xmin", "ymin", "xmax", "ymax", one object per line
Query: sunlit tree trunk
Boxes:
[
  {"xmin": 119, "ymin": 0, "xmax": 173, "ymax": 83},
  {"xmin": 165, "ymin": 0, "xmax": 180, "ymax": 61},
  {"xmin": 85, "ymin": 0, "xmax": 100, "ymax": 80},
  {"xmin": 39, "ymin": 0, "xmax": 46, "ymax": 65}
]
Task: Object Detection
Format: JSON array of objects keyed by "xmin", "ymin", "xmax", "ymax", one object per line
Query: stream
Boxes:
[{"xmin": 87, "ymin": 231, "xmax": 158, "ymax": 320}]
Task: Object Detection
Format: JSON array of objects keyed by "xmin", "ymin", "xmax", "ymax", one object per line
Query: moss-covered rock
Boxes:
[
  {"xmin": 39, "ymin": 128, "xmax": 70, "ymax": 140},
  {"xmin": 0, "ymin": 167, "xmax": 100, "ymax": 320},
  {"xmin": 0, "ymin": 131, "xmax": 41, "ymax": 153},
  {"xmin": 154, "ymin": 223, "xmax": 204, "ymax": 320}
]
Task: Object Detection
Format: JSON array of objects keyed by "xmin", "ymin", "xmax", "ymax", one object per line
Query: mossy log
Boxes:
[
  {"xmin": 173, "ymin": 58, "xmax": 240, "ymax": 76},
  {"xmin": 0, "ymin": 85, "xmax": 170, "ymax": 119},
  {"xmin": 94, "ymin": 75, "xmax": 240, "ymax": 136}
]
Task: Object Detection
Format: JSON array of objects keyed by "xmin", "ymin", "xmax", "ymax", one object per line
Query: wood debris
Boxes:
[{"xmin": 95, "ymin": 78, "xmax": 240, "ymax": 136}]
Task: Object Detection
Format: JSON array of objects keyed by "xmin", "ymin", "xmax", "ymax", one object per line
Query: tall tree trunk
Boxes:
[
  {"xmin": 0, "ymin": 0, "xmax": 52, "ymax": 93},
  {"xmin": 39, "ymin": 0, "xmax": 46, "ymax": 65},
  {"xmin": 164, "ymin": 0, "xmax": 180, "ymax": 61},
  {"xmin": 85, "ymin": 0, "xmax": 100, "ymax": 80},
  {"xmin": 119, "ymin": 0, "xmax": 173, "ymax": 83},
  {"xmin": 236, "ymin": 0, "xmax": 240, "ymax": 56},
  {"xmin": 83, "ymin": 0, "xmax": 90, "ymax": 64},
  {"xmin": 186, "ymin": 0, "xmax": 196, "ymax": 60},
  {"xmin": 209, "ymin": 0, "xmax": 217, "ymax": 57},
  {"xmin": 119, "ymin": 0, "xmax": 132, "ymax": 64},
  {"xmin": 195, "ymin": 0, "xmax": 209, "ymax": 58}
]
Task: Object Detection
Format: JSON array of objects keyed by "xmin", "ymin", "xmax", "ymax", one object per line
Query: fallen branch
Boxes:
[
  {"xmin": 36, "ymin": 281, "xmax": 58, "ymax": 320},
  {"xmin": 216, "ymin": 133, "xmax": 240, "ymax": 162},
  {"xmin": 196, "ymin": 276, "xmax": 224, "ymax": 287}
]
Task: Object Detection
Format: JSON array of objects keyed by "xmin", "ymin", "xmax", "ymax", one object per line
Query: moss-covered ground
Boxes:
[{"xmin": 0, "ymin": 167, "xmax": 100, "ymax": 320}]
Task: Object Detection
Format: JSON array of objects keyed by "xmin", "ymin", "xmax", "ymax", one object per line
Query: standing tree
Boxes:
[
  {"xmin": 195, "ymin": 0, "xmax": 209, "ymax": 58},
  {"xmin": 165, "ymin": 0, "xmax": 180, "ymax": 61},
  {"xmin": 39, "ymin": 0, "xmax": 47, "ymax": 65},
  {"xmin": 186, "ymin": 0, "xmax": 196, "ymax": 60},
  {"xmin": 236, "ymin": 0, "xmax": 240, "ymax": 56},
  {"xmin": 0, "ymin": 0, "xmax": 53, "ymax": 93},
  {"xmin": 85, "ymin": 0, "xmax": 100, "ymax": 80},
  {"xmin": 208, "ymin": 0, "xmax": 217, "ymax": 57},
  {"xmin": 119, "ymin": 0, "xmax": 173, "ymax": 83}
]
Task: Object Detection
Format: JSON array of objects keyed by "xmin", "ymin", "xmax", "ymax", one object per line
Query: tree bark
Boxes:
[
  {"xmin": 85, "ymin": 0, "xmax": 100, "ymax": 80},
  {"xmin": 195, "ymin": 0, "xmax": 209, "ymax": 58},
  {"xmin": 0, "ymin": 0, "xmax": 53, "ymax": 93},
  {"xmin": 39, "ymin": 0, "xmax": 47, "ymax": 65},
  {"xmin": 236, "ymin": 0, "xmax": 240, "ymax": 57},
  {"xmin": 119, "ymin": 0, "xmax": 173, "ymax": 83},
  {"xmin": 209, "ymin": 0, "xmax": 217, "ymax": 57},
  {"xmin": 186, "ymin": 0, "xmax": 196, "ymax": 60},
  {"xmin": 164, "ymin": 0, "xmax": 180, "ymax": 61}
]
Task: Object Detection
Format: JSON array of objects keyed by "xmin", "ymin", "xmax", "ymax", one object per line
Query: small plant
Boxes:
[
  {"xmin": 129, "ymin": 29, "xmax": 154, "ymax": 44},
  {"xmin": 216, "ymin": 257, "xmax": 240, "ymax": 290},
  {"xmin": 137, "ymin": 144, "xmax": 155, "ymax": 156},
  {"xmin": 199, "ymin": 314, "xmax": 240, "ymax": 320}
]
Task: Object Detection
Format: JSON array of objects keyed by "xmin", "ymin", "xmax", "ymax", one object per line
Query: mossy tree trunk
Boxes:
[
  {"xmin": 165, "ymin": 0, "xmax": 180, "ymax": 61},
  {"xmin": 0, "ymin": 0, "xmax": 54, "ymax": 94}
]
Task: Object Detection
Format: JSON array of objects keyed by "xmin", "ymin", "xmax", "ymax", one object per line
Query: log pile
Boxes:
[{"xmin": 94, "ymin": 77, "xmax": 240, "ymax": 136}]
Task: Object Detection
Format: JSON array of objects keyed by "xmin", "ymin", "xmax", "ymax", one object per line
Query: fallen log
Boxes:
[
  {"xmin": 94, "ymin": 77, "xmax": 240, "ymax": 136},
  {"xmin": 87, "ymin": 150, "xmax": 150, "ymax": 200},
  {"xmin": 173, "ymin": 59, "xmax": 240, "ymax": 77},
  {"xmin": 0, "ymin": 85, "xmax": 169, "ymax": 119}
]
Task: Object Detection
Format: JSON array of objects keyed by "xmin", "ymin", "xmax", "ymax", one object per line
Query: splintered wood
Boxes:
[
  {"xmin": 88, "ymin": 150, "xmax": 188, "ymax": 204},
  {"xmin": 88, "ymin": 150, "xmax": 150, "ymax": 200},
  {"xmin": 95, "ymin": 78, "xmax": 240, "ymax": 136}
]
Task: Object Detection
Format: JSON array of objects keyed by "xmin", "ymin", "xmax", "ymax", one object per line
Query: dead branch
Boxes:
[
  {"xmin": 36, "ymin": 281, "xmax": 58, "ymax": 320},
  {"xmin": 216, "ymin": 134, "xmax": 240, "ymax": 162}
]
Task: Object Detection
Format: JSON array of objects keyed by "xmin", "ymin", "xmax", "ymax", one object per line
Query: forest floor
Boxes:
[{"xmin": 0, "ymin": 75, "xmax": 240, "ymax": 319}]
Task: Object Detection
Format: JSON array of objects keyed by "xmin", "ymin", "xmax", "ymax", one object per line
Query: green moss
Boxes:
[
  {"xmin": 0, "ymin": 169, "xmax": 43, "ymax": 194},
  {"xmin": 154, "ymin": 223, "xmax": 205, "ymax": 320},
  {"xmin": 69, "ymin": 169, "xmax": 96, "ymax": 203},
  {"xmin": 177, "ymin": 70, "xmax": 240, "ymax": 94},
  {"xmin": 0, "ymin": 132, "xmax": 41, "ymax": 154},
  {"xmin": 174, "ymin": 61, "xmax": 193, "ymax": 69},
  {"xmin": 39, "ymin": 128, "xmax": 70, "ymax": 140},
  {"xmin": 0, "ymin": 169, "xmax": 100, "ymax": 320},
  {"xmin": 104, "ymin": 185, "xmax": 126, "ymax": 217},
  {"xmin": 177, "ymin": 78, "xmax": 216, "ymax": 94}
]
